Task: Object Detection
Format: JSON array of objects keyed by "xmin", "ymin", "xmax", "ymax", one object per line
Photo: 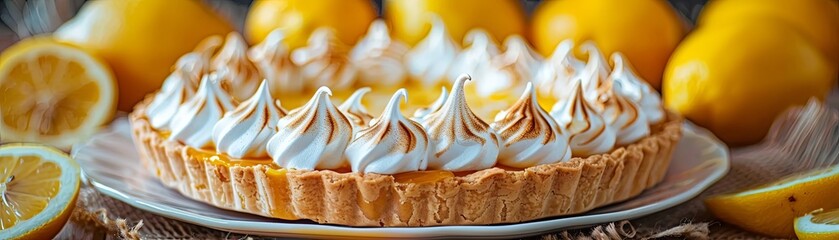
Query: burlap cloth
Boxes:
[{"xmin": 53, "ymin": 91, "xmax": 839, "ymax": 240}]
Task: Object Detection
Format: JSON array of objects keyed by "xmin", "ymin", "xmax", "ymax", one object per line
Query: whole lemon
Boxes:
[
  {"xmin": 699, "ymin": 0, "xmax": 839, "ymax": 65},
  {"xmin": 385, "ymin": 0, "xmax": 527, "ymax": 46},
  {"xmin": 664, "ymin": 20, "xmax": 836, "ymax": 146},
  {"xmin": 530, "ymin": 0, "xmax": 686, "ymax": 89},
  {"xmin": 245, "ymin": 0, "xmax": 377, "ymax": 49},
  {"xmin": 54, "ymin": 0, "xmax": 233, "ymax": 111}
]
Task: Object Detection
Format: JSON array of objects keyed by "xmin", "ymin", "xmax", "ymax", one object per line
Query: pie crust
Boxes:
[{"xmin": 130, "ymin": 97, "xmax": 683, "ymax": 227}]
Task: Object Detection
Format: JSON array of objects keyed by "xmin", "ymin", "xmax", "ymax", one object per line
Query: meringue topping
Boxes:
[
  {"xmin": 248, "ymin": 29, "xmax": 302, "ymax": 94},
  {"xmin": 146, "ymin": 52, "xmax": 209, "ymax": 129},
  {"xmin": 447, "ymin": 29, "xmax": 500, "ymax": 90},
  {"xmin": 412, "ymin": 86, "xmax": 448, "ymax": 122},
  {"xmin": 550, "ymin": 80, "xmax": 617, "ymax": 156},
  {"xmin": 169, "ymin": 73, "xmax": 236, "ymax": 149},
  {"xmin": 534, "ymin": 39, "xmax": 585, "ymax": 99},
  {"xmin": 481, "ymin": 35, "xmax": 544, "ymax": 96},
  {"xmin": 598, "ymin": 81, "xmax": 650, "ymax": 146},
  {"xmin": 212, "ymin": 32, "xmax": 262, "ymax": 102},
  {"xmin": 579, "ymin": 42, "xmax": 612, "ymax": 103},
  {"xmin": 213, "ymin": 81, "xmax": 287, "ymax": 159},
  {"xmin": 350, "ymin": 20, "xmax": 409, "ymax": 87},
  {"xmin": 346, "ymin": 89, "xmax": 430, "ymax": 174},
  {"xmin": 291, "ymin": 28, "xmax": 357, "ymax": 91},
  {"xmin": 492, "ymin": 82, "xmax": 571, "ymax": 167},
  {"xmin": 338, "ymin": 87, "xmax": 374, "ymax": 135},
  {"xmin": 608, "ymin": 53, "xmax": 665, "ymax": 124},
  {"xmin": 419, "ymin": 74, "xmax": 500, "ymax": 171},
  {"xmin": 267, "ymin": 86, "xmax": 353, "ymax": 170},
  {"xmin": 405, "ymin": 16, "xmax": 459, "ymax": 86},
  {"xmin": 194, "ymin": 34, "xmax": 224, "ymax": 56}
]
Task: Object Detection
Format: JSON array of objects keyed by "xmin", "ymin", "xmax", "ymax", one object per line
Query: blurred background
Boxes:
[
  {"xmin": 0, "ymin": 0, "xmax": 709, "ymax": 45},
  {"xmin": 1, "ymin": 0, "xmax": 834, "ymax": 148}
]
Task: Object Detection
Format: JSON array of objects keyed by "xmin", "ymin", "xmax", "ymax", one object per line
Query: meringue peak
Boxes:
[
  {"xmin": 249, "ymin": 28, "xmax": 302, "ymax": 94},
  {"xmin": 580, "ymin": 41, "xmax": 611, "ymax": 102},
  {"xmin": 291, "ymin": 28, "xmax": 356, "ymax": 91},
  {"xmin": 212, "ymin": 32, "xmax": 261, "ymax": 101},
  {"xmin": 212, "ymin": 80, "xmax": 287, "ymax": 158},
  {"xmin": 405, "ymin": 15, "xmax": 459, "ymax": 86},
  {"xmin": 550, "ymin": 79, "xmax": 616, "ymax": 156},
  {"xmin": 440, "ymin": 74, "xmax": 474, "ymax": 115},
  {"xmin": 339, "ymin": 87, "xmax": 371, "ymax": 114},
  {"xmin": 339, "ymin": 87, "xmax": 374, "ymax": 133},
  {"xmin": 420, "ymin": 73, "xmax": 500, "ymax": 171},
  {"xmin": 347, "ymin": 88, "xmax": 429, "ymax": 174},
  {"xmin": 492, "ymin": 82, "xmax": 571, "ymax": 167},
  {"xmin": 169, "ymin": 73, "xmax": 236, "ymax": 149},
  {"xmin": 608, "ymin": 52, "xmax": 665, "ymax": 124},
  {"xmin": 267, "ymin": 85, "xmax": 352, "ymax": 170},
  {"xmin": 382, "ymin": 88, "xmax": 408, "ymax": 120},
  {"xmin": 412, "ymin": 86, "xmax": 448, "ymax": 121}
]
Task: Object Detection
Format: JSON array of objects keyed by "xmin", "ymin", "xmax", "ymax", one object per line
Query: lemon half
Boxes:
[
  {"xmin": 0, "ymin": 143, "xmax": 81, "ymax": 240},
  {"xmin": 0, "ymin": 37, "xmax": 116, "ymax": 149}
]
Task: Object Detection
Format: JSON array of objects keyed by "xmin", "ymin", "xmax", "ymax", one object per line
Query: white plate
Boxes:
[{"xmin": 72, "ymin": 119, "xmax": 729, "ymax": 239}]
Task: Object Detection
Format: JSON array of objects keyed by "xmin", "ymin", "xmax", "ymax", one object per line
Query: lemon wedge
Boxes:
[
  {"xmin": 0, "ymin": 143, "xmax": 81, "ymax": 240},
  {"xmin": 796, "ymin": 208, "xmax": 839, "ymax": 240},
  {"xmin": 705, "ymin": 165, "xmax": 839, "ymax": 238},
  {"xmin": 0, "ymin": 37, "xmax": 116, "ymax": 149}
]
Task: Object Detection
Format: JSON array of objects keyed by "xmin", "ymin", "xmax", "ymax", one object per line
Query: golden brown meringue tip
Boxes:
[
  {"xmin": 248, "ymin": 28, "xmax": 288, "ymax": 58},
  {"xmin": 463, "ymin": 29, "xmax": 498, "ymax": 49},
  {"xmin": 342, "ymin": 87, "xmax": 371, "ymax": 107},
  {"xmin": 453, "ymin": 73, "xmax": 473, "ymax": 90},
  {"xmin": 194, "ymin": 34, "xmax": 224, "ymax": 56},
  {"xmin": 312, "ymin": 86, "xmax": 334, "ymax": 101},
  {"xmin": 213, "ymin": 32, "xmax": 250, "ymax": 64}
]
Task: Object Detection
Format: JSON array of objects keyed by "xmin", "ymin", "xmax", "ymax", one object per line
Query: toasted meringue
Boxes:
[
  {"xmin": 550, "ymin": 80, "xmax": 616, "ymax": 156},
  {"xmin": 212, "ymin": 32, "xmax": 262, "ymax": 102},
  {"xmin": 194, "ymin": 34, "xmax": 224, "ymax": 56},
  {"xmin": 169, "ymin": 73, "xmax": 236, "ymax": 149},
  {"xmin": 420, "ymin": 74, "xmax": 500, "ymax": 171},
  {"xmin": 212, "ymin": 81, "xmax": 287, "ymax": 159},
  {"xmin": 267, "ymin": 86, "xmax": 352, "ymax": 170},
  {"xmin": 412, "ymin": 86, "xmax": 448, "ymax": 122},
  {"xmin": 534, "ymin": 39, "xmax": 585, "ymax": 99},
  {"xmin": 347, "ymin": 89, "xmax": 429, "ymax": 174},
  {"xmin": 291, "ymin": 28, "xmax": 357, "ymax": 91},
  {"xmin": 338, "ymin": 87, "xmax": 374, "ymax": 135},
  {"xmin": 146, "ymin": 52, "xmax": 210, "ymax": 129},
  {"xmin": 249, "ymin": 29, "xmax": 302, "ymax": 94},
  {"xmin": 492, "ymin": 82, "xmax": 571, "ymax": 168},
  {"xmin": 599, "ymin": 81, "xmax": 650, "ymax": 146},
  {"xmin": 579, "ymin": 42, "xmax": 612, "ymax": 103},
  {"xmin": 447, "ymin": 29, "xmax": 500, "ymax": 90},
  {"xmin": 481, "ymin": 35, "xmax": 544, "ymax": 97},
  {"xmin": 350, "ymin": 20, "xmax": 409, "ymax": 87},
  {"xmin": 405, "ymin": 16, "xmax": 459, "ymax": 86},
  {"xmin": 608, "ymin": 53, "xmax": 664, "ymax": 124}
]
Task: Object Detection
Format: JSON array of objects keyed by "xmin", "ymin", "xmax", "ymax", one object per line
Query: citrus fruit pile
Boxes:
[{"xmin": 663, "ymin": 0, "xmax": 838, "ymax": 146}]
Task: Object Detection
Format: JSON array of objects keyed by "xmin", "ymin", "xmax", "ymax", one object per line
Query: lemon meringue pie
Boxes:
[{"xmin": 131, "ymin": 23, "xmax": 682, "ymax": 227}]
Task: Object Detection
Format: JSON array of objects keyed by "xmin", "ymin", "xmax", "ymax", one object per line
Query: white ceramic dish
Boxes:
[{"xmin": 72, "ymin": 118, "xmax": 729, "ymax": 239}]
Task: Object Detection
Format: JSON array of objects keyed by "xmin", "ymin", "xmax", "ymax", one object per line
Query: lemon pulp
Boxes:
[{"xmin": 0, "ymin": 155, "xmax": 62, "ymax": 229}]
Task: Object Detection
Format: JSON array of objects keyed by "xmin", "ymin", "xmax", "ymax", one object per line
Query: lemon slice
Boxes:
[
  {"xmin": 796, "ymin": 208, "xmax": 839, "ymax": 240},
  {"xmin": 0, "ymin": 37, "xmax": 116, "ymax": 149},
  {"xmin": 0, "ymin": 143, "xmax": 80, "ymax": 240},
  {"xmin": 705, "ymin": 165, "xmax": 839, "ymax": 238}
]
